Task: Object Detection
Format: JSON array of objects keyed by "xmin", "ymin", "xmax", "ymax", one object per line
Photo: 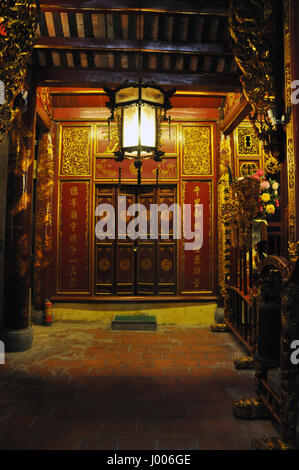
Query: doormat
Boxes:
[{"xmin": 111, "ymin": 315, "xmax": 157, "ymax": 331}]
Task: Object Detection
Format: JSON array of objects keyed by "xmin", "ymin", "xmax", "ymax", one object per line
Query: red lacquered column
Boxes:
[
  {"xmin": 33, "ymin": 131, "xmax": 55, "ymax": 310},
  {"xmin": 1, "ymin": 93, "xmax": 36, "ymax": 351}
]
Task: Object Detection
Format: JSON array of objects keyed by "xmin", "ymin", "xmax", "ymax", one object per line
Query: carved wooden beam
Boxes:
[
  {"xmin": 32, "ymin": 67, "xmax": 241, "ymax": 91},
  {"xmin": 34, "ymin": 37, "xmax": 233, "ymax": 56}
]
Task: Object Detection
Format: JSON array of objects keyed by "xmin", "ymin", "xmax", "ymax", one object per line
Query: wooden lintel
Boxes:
[{"xmin": 52, "ymin": 106, "xmax": 219, "ymax": 121}]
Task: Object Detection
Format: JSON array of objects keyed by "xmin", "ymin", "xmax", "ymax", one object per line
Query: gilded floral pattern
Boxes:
[
  {"xmin": 183, "ymin": 127, "xmax": 211, "ymax": 175},
  {"xmin": 237, "ymin": 126, "xmax": 260, "ymax": 156},
  {"xmin": 61, "ymin": 127, "xmax": 90, "ymax": 176}
]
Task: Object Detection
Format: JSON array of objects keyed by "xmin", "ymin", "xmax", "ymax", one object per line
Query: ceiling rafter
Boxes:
[{"xmin": 34, "ymin": 37, "xmax": 233, "ymax": 56}]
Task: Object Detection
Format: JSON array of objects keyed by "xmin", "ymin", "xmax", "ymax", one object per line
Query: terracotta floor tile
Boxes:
[
  {"xmin": 0, "ymin": 324, "xmax": 280, "ymax": 451},
  {"xmin": 157, "ymin": 437, "xmax": 197, "ymax": 450}
]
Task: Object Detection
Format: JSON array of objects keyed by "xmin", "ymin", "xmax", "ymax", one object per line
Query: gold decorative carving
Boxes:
[
  {"xmin": 263, "ymin": 154, "xmax": 282, "ymax": 175},
  {"xmin": 233, "ymin": 356, "xmax": 255, "ymax": 369},
  {"xmin": 96, "ymin": 159, "xmax": 118, "ymax": 178},
  {"xmin": 239, "ymin": 162, "xmax": 259, "ymax": 178},
  {"xmin": 223, "ymin": 93, "xmax": 242, "ymax": 117},
  {"xmin": 34, "ymin": 132, "xmax": 55, "ymax": 306},
  {"xmin": 152, "ymin": 160, "xmax": 176, "ymax": 179},
  {"xmin": 0, "ymin": 2, "xmax": 39, "ymax": 140},
  {"xmin": 37, "ymin": 87, "xmax": 52, "ymax": 117},
  {"xmin": 288, "ymin": 241, "xmax": 299, "ymax": 263},
  {"xmin": 284, "ymin": 0, "xmax": 296, "ymax": 243},
  {"xmin": 229, "ymin": 1, "xmax": 282, "ymax": 168},
  {"xmin": 98, "ymin": 259, "xmax": 110, "ymax": 272},
  {"xmin": 183, "ymin": 127, "xmax": 211, "ymax": 175},
  {"xmin": 251, "ymin": 437, "xmax": 293, "ymax": 451},
  {"xmin": 161, "ymin": 259, "xmax": 172, "ymax": 272},
  {"xmin": 232, "ymin": 398, "xmax": 270, "ymax": 420},
  {"xmin": 210, "ymin": 323, "xmax": 230, "ymax": 332},
  {"xmin": 237, "ymin": 126, "xmax": 260, "ymax": 156},
  {"xmin": 61, "ymin": 128, "xmax": 90, "ymax": 176},
  {"xmin": 96, "ymin": 124, "xmax": 119, "ymax": 155},
  {"xmin": 218, "ymin": 134, "xmax": 233, "ymax": 297}
]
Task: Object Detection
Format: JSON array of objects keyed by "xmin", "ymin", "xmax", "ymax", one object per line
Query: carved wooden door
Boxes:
[{"xmin": 95, "ymin": 184, "xmax": 177, "ymax": 295}]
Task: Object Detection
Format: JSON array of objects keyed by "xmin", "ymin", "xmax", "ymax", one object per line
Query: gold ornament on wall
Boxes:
[
  {"xmin": 183, "ymin": 127, "xmax": 211, "ymax": 175},
  {"xmin": 0, "ymin": 1, "xmax": 39, "ymax": 141},
  {"xmin": 240, "ymin": 162, "xmax": 259, "ymax": 177},
  {"xmin": 229, "ymin": 0, "xmax": 284, "ymax": 171},
  {"xmin": 237, "ymin": 126, "xmax": 260, "ymax": 156},
  {"xmin": 61, "ymin": 128, "xmax": 91, "ymax": 176}
]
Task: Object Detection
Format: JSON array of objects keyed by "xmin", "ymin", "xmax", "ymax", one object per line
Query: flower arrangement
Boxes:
[
  {"xmin": 252, "ymin": 169, "xmax": 280, "ymax": 220},
  {"xmin": 235, "ymin": 169, "xmax": 280, "ymax": 220}
]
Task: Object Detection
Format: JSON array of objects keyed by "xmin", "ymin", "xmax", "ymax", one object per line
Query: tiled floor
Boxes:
[{"xmin": 0, "ymin": 323, "xmax": 280, "ymax": 450}]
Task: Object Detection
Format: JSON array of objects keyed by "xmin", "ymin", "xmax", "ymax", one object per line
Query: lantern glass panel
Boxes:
[
  {"xmin": 115, "ymin": 87, "xmax": 138, "ymax": 104},
  {"xmin": 123, "ymin": 105, "xmax": 139, "ymax": 148},
  {"xmin": 141, "ymin": 87, "xmax": 164, "ymax": 105},
  {"xmin": 140, "ymin": 104, "xmax": 156, "ymax": 148}
]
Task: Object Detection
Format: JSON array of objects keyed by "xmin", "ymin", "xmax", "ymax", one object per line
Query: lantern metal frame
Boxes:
[{"xmin": 104, "ymin": 80, "xmax": 175, "ymax": 181}]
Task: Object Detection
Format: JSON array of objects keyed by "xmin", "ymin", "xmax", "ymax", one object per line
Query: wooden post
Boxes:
[{"xmin": 1, "ymin": 89, "xmax": 36, "ymax": 351}]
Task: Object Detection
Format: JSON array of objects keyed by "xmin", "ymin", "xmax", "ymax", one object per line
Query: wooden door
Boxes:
[{"xmin": 95, "ymin": 184, "xmax": 177, "ymax": 296}]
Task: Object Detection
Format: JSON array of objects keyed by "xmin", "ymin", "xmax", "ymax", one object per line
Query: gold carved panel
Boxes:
[
  {"xmin": 239, "ymin": 161, "xmax": 259, "ymax": 177},
  {"xmin": 237, "ymin": 126, "xmax": 261, "ymax": 156},
  {"xmin": 61, "ymin": 127, "xmax": 91, "ymax": 176},
  {"xmin": 182, "ymin": 126, "xmax": 212, "ymax": 176}
]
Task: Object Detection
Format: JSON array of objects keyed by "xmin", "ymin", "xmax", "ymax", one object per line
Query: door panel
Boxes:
[
  {"xmin": 95, "ymin": 186, "xmax": 115, "ymax": 295},
  {"xmin": 115, "ymin": 186, "xmax": 135, "ymax": 294},
  {"xmin": 95, "ymin": 184, "xmax": 177, "ymax": 295}
]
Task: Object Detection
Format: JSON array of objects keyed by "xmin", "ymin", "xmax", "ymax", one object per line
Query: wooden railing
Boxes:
[
  {"xmin": 223, "ymin": 228, "xmax": 257, "ymax": 354},
  {"xmin": 224, "ymin": 219, "xmax": 282, "ymax": 355},
  {"xmin": 232, "ymin": 254, "xmax": 299, "ymax": 449}
]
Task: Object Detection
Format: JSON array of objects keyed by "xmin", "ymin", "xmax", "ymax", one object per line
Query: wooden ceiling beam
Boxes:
[
  {"xmin": 39, "ymin": 0, "xmax": 229, "ymax": 15},
  {"xmin": 34, "ymin": 37, "xmax": 233, "ymax": 56},
  {"xmin": 52, "ymin": 106, "xmax": 220, "ymax": 121},
  {"xmin": 32, "ymin": 67, "xmax": 241, "ymax": 92}
]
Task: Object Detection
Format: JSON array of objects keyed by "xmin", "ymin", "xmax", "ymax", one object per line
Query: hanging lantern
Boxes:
[{"xmin": 104, "ymin": 81, "xmax": 175, "ymax": 184}]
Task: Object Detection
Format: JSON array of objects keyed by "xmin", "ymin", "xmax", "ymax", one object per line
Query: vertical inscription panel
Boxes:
[
  {"xmin": 181, "ymin": 180, "xmax": 213, "ymax": 293},
  {"xmin": 58, "ymin": 181, "xmax": 90, "ymax": 293}
]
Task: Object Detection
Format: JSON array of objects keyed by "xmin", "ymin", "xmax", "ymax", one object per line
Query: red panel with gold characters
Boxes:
[
  {"xmin": 180, "ymin": 180, "xmax": 213, "ymax": 293},
  {"xmin": 57, "ymin": 181, "xmax": 90, "ymax": 293}
]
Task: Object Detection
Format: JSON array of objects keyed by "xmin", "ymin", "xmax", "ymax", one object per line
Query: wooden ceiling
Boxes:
[{"xmin": 32, "ymin": 0, "xmax": 241, "ymax": 93}]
